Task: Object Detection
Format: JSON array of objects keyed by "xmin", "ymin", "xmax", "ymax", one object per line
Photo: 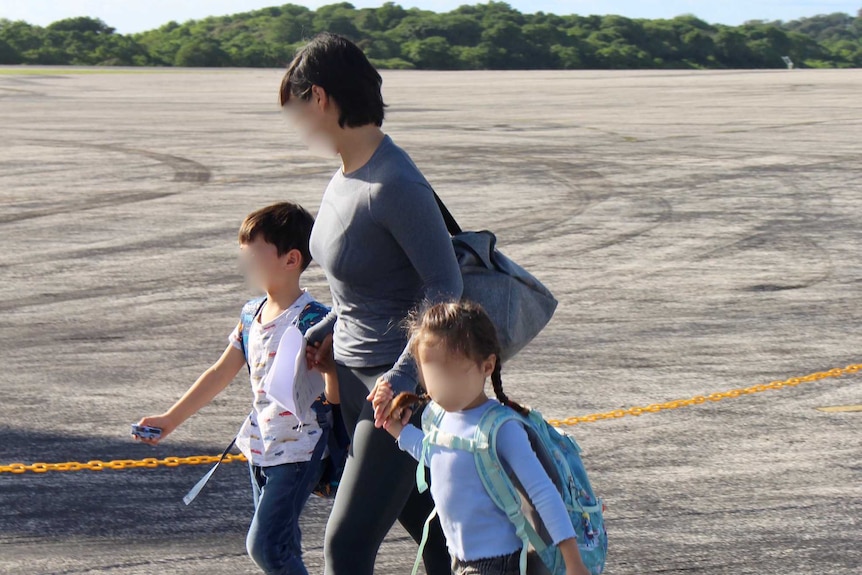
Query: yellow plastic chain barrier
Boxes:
[
  {"xmin": 1, "ymin": 363, "xmax": 859, "ymax": 475},
  {"xmin": 0, "ymin": 453, "xmax": 249, "ymax": 474},
  {"xmin": 546, "ymin": 362, "xmax": 861, "ymax": 426}
]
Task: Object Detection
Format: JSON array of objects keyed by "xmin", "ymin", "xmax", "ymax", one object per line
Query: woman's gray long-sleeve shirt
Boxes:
[{"xmin": 306, "ymin": 135, "xmax": 463, "ymax": 394}]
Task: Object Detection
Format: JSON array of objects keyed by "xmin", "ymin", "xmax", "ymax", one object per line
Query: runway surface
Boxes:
[{"xmin": 1, "ymin": 67, "xmax": 860, "ymax": 574}]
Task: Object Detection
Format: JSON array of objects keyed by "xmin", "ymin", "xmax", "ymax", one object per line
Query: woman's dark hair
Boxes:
[
  {"xmin": 279, "ymin": 32, "xmax": 386, "ymax": 128},
  {"xmin": 238, "ymin": 202, "xmax": 314, "ymax": 271},
  {"xmin": 406, "ymin": 300, "xmax": 528, "ymax": 415}
]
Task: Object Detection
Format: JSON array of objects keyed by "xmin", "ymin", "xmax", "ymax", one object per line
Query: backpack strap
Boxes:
[
  {"xmin": 294, "ymin": 299, "xmax": 333, "ymax": 413},
  {"xmin": 238, "ymin": 296, "xmax": 267, "ymax": 371},
  {"xmin": 409, "ymin": 401, "xmax": 447, "ymax": 575},
  {"xmin": 474, "ymin": 404, "xmax": 550, "ymax": 575},
  {"xmin": 416, "ymin": 401, "xmax": 447, "ymax": 493},
  {"xmin": 294, "ymin": 300, "xmax": 336, "ymax": 482},
  {"xmin": 425, "ymin": 428, "xmax": 489, "ymax": 452},
  {"xmin": 421, "ymin": 401, "xmax": 489, "ymax": 452},
  {"xmin": 411, "ymin": 506, "xmax": 439, "ymax": 575},
  {"xmin": 294, "ymin": 299, "xmax": 330, "ymax": 335}
]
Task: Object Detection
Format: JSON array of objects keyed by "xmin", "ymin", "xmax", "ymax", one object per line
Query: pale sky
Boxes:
[{"xmin": 1, "ymin": 1, "xmax": 858, "ymax": 33}]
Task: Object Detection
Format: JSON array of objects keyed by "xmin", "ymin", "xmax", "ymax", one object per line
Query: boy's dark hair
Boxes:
[
  {"xmin": 407, "ymin": 300, "xmax": 529, "ymax": 416},
  {"xmin": 238, "ymin": 202, "xmax": 314, "ymax": 271},
  {"xmin": 278, "ymin": 32, "xmax": 386, "ymax": 128}
]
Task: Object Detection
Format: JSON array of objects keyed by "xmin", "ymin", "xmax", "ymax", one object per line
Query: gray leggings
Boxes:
[{"xmin": 323, "ymin": 363, "xmax": 451, "ymax": 575}]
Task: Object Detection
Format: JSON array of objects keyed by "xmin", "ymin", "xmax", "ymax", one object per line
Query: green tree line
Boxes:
[{"xmin": 1, "ymin": 3, "xmax": 861, "ymax": 69}]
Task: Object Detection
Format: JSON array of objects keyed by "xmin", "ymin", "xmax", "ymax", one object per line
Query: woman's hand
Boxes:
[
  {"xmin": 367, "ymin": 378, "xmax": 397, "ymax": 428},
  {"xmin": 132, "ymin": 414, "xmax": 178, "ymax": 446},
  {"xmin": 306, "ymin": 333, "xmax": 334, "ymax": 373},
  {"xmin": 367, "ymin": 378, "xmax": 393, "ymax": 427}
]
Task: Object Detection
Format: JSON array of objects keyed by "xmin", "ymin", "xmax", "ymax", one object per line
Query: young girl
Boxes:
[{"xmin": 371, "ymin": 301, "xmax": 590, "ymax": 575}]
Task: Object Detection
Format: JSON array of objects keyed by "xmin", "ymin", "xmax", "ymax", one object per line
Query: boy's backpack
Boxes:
[
  {"xmin": 411, "ymin": 401, "xmax": 607, "ymax": 575},
  {"xmin": 182, "ymin": 296, "xmax": 349, "ymax": 505}
]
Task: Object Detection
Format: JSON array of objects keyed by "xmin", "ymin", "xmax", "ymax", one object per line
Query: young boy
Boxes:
[{"xmin": 133, "ymin": 201, "xmax": 339, "ymax": 575}]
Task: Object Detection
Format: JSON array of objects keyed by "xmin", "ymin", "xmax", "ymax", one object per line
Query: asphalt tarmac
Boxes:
[{"xmin": 0, "ymin": 67, "xmax": 860, "ymax": 575}]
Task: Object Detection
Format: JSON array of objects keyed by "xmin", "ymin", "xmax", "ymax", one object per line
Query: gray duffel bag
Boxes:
[{"xmin": 433, "ymin": 192, "xmax": 558, "ymax": 361}]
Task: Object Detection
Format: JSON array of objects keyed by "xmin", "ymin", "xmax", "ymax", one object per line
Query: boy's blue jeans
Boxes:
[{"xmin": 247, "ymin": 459, "xmax": 325, "ymax": 575}]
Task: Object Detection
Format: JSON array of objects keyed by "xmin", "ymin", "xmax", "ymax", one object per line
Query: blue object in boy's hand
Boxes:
[{"xmin": 131, "ymin": 424, "xmax": 162, "ymax": 440}]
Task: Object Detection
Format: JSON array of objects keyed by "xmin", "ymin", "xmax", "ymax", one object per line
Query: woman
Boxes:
[{"xmin": 280, "ymin": 33, "xmax": 463, "ymax": 575}]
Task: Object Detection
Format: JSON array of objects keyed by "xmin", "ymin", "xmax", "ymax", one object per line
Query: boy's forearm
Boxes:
[
  {"xmin": 323, "ymin": 372, "xmax": 340, "ymax": 404},
  {"xmin": 165, "ymin": 363, "xmax": 236, "ymax": 424},
  {"xmin": 163, "ymin": 344, "xmax": 245, "ymax": 425}
]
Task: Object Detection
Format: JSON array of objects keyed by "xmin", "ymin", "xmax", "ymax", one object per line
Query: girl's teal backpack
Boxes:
[{"xmin": 412, "ymin": 401, "xmax": 608, "ymax": 575}]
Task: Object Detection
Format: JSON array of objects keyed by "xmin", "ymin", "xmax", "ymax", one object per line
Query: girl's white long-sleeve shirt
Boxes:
[{"xmin": 398, "ymin": 399, "xmax": 576, "ymax": 561}]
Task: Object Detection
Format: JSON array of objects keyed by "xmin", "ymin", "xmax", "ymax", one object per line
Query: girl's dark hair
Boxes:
[
  {"xmin": 407, "ymin": 300, "xmax": 528, "ymax": 415},
  {"xmin": 238, "ymin": 202, "xmax": 314, "ymax": 270},
  {"xmin": 279, "ymin": 32, "xmax": 386, "ymax": 128}
]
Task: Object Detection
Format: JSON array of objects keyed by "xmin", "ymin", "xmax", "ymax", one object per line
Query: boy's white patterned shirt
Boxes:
[{"xmin": 229, "ymin": 291, "xmax": 323, "ymax": 467}]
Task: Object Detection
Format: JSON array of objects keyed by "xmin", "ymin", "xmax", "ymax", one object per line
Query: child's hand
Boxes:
[
  {"xmin": 382, "ymin": 392, "xmax": 419, "ymax": 438},
  {"xmin": 366, "ymin": 378, "xmax": 394, "ymax": 428},
  {"xmin": 306, "ymin": 334, "xmax": 334, "ymax": 373},
  {"xmin": 383, "ymin": 412, "xmax": 405, "ymax": 438},
  {"xmin": 310, "ymin": 341, "xmax": 337, "ymax": 375},
  {"xmin": 132, "ymin": 414, "xmax": 177, "ymax": 446}
]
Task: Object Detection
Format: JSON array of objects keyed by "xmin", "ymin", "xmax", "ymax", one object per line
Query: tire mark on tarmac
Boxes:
[
  {"xmin": 604, "ymin": 165, "xmax": 839, "ymax": 291},
  {"xmin": 0, "ymin": 86, "xmax": 43, "ymax": 98},
  {"xmin": 690, "ymin": 169, "xmax": 835, "ymax": 292},
  {"xmin": 0, "ymin": 76, "xmax": 47, "ymax": 99},
  {"xmin": 491, "ymin": 157, "xmax": 603, "ymax": 244},
  {"xmin": 419, "ymin": 145, "xmax": 678, "ymax": 268},
  {"xmin": 570, "ymin": 196, "xmax": 672, "ymax": 256},
  {"xmin": 0, "ymin": 139, "xmax": 211, "ymax": 224},
  {"xmin": 487, "ymin": 141, "xmax": 843, "ymax": 299},
  {"xmin": 473, "ymin": 150, "xmax": 673, "ymax": 255},
  {"xmin": 46, "ymin": 552, "xmax": 250, "ymax": 575},
  {"xmin": 0, "ymin": 226, "xmax": 237, "ymax": 269},
  {"xmin": 425, "ymin": 146, "xmax": 638, "ymax": 249},
  {"xmin": 0, "ymin": 269, "xmax": 239, "ymax": 313}
]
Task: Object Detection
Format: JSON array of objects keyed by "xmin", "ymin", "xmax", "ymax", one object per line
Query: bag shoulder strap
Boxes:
[{"xmin": 432, "ymin": 190, "xmax": 462, "ymax": 236}]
